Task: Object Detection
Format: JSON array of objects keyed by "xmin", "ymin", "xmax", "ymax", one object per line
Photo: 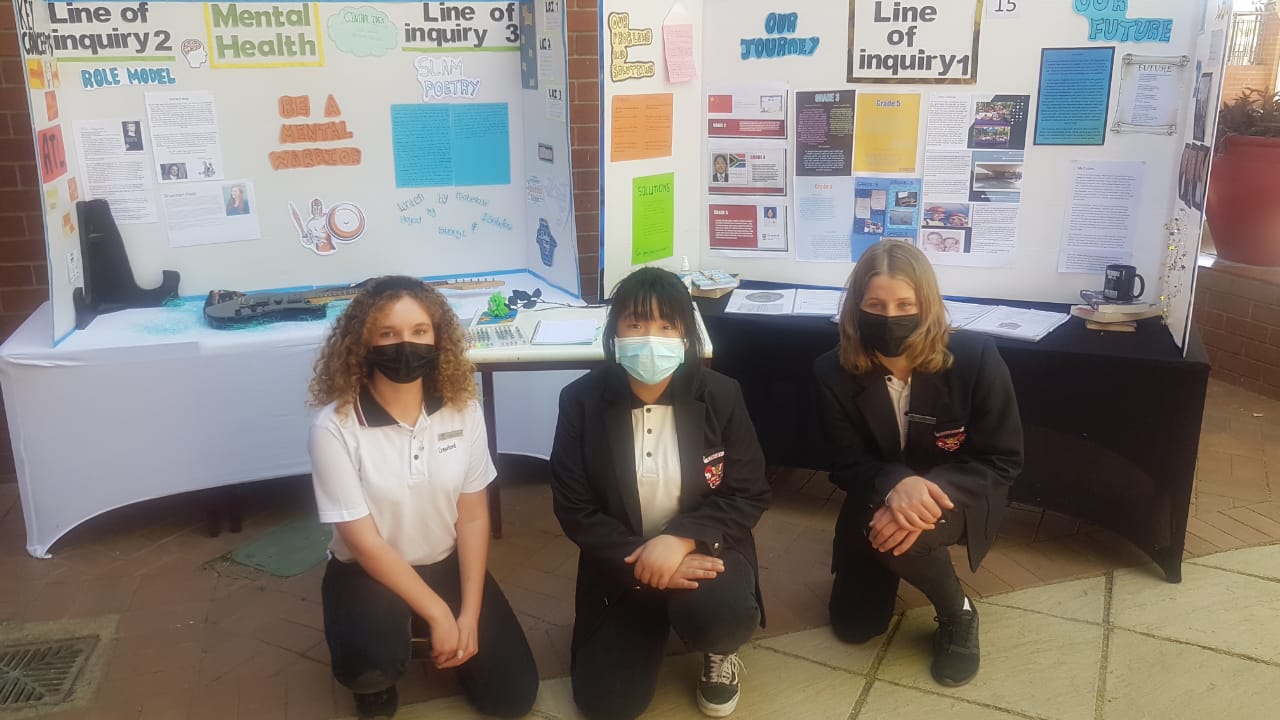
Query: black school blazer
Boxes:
[
  {"xmin": 814, "ymin": 331, "xmax": 1023, "ymax": 571},
  {"xmin": 550, "ymin": 363, "xmax": 771, "ymax": 628}
]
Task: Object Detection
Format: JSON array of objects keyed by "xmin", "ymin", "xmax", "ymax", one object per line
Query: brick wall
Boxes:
[
  {"xmin": 1195, "ymin": 264, "xmax": 1280, "ymax": 399},
  {"xmin": 1223, "ymin": 9, "xmax": 1280, "ymax": 104},
  {"xmin": 567, "ymin": 0, "xmax": 601, "ymax": 302},
  {"xmin": 0, "ymin": 13, "xmax": 50, "ymax": 482}
]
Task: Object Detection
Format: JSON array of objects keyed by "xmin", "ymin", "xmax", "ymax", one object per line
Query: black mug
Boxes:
[{"xmin": 1104, "ymin": 264, "xmax": 1145, "ymax": 302}]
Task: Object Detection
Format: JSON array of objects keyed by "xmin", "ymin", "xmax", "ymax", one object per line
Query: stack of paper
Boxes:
[
  {"xmin": 725, "ymin": 288, "xmax": 797, "ymax": 315},
  {"xmin": 943, "ymin": 300, "xmax": 997, "ymax": 329},
  {"xmin": 962, "ymin": 306, "xmax": 1070, "ymax": 342}
]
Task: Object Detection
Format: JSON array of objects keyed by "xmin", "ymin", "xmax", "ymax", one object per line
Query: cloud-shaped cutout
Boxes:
[{"xmin": 328, "ymin": 6, "xmax": 398, "ymax": 58}]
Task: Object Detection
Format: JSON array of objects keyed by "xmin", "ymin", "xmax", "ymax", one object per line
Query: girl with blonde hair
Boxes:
[{"xmin": 814, "ymin": 241, "xmax": 1023, "ymax": 687}]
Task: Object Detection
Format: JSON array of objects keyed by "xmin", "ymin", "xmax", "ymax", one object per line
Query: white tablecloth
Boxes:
[{"xmin": 0, "ymin": 273, "xmax": 631, "ymax": 558}]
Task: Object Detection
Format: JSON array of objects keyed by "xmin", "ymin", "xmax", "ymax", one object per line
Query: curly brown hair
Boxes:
[{"xmin": 309, "ymin": 276, "xmax": 476, "ymax": 413}]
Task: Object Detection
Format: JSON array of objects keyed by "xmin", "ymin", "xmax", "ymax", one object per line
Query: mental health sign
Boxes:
[{"xmin": 848, "ymin": 0, "xmax": 982, "ymax": 84}]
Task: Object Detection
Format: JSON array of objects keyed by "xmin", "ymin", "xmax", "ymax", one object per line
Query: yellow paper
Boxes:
[
  {"xmin": 611, "ymin": 94, "xmax": 673, "ymax": 162},
  {"xmin": 854, "ymin": 93, "xmax": 922, "ymax": 174}
]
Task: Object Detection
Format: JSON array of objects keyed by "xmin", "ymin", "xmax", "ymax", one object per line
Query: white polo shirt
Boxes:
[
  {"xmin": 309, "ymin": 387, "xmax": 496, "ymax": 566},
  {"xmin": 886, "ymin": 375, "xmax": 911, "ymax": 449},
  {"xmin": 632, "ymin": 403, "xmax": 681, "ymax": 537}
]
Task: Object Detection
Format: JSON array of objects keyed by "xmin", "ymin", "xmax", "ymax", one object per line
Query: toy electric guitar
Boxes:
[{"xmin": 203, "ymin": 278, "xmax": 505, "ymax": 328}]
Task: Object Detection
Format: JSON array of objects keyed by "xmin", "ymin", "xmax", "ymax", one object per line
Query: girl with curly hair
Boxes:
[{"xmin": 308, "ymin": 276, "xmax": 536, "ymax": 719}]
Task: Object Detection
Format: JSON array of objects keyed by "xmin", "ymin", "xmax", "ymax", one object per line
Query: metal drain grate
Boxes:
[{"xmin": 0, "ymin": 636, "xmax": 98, "ymax": 709}]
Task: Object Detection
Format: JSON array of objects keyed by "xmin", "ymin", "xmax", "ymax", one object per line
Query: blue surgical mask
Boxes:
[{"xmin": 614, "ymin": 336, "xmax": 686, "ymax": 385}]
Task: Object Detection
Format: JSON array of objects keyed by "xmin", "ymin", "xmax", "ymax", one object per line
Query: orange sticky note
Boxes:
[{"xmin": 610, "ymin": 93, "xmax": 673, "ymax": 163}]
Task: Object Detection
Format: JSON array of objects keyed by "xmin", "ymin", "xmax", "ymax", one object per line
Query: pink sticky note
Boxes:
[{"xmin": 663, "ymin": 23, "xmax": 696, "ymax": 84}]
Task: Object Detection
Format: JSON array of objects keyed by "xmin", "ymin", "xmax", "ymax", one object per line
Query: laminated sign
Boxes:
[{"xmin": 847, "ymin": 1, "xmax": 981, "ymax": 84}]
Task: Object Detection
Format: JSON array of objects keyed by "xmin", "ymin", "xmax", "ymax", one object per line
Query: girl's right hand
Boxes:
[
  {"xmin": 426, "ymin": 611, "xmax": 462, "ymax": 667},
  {"xmin": 885, "ymin": 475, "xmax": 954, "ymax": 531}
]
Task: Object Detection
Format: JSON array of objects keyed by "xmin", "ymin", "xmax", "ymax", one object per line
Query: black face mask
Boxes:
[
  {"xmin": 366, "ymin": 342, "xmax": 439, "ymax": 384},
  {"xmin": 858, "ymin": 310, "xmax": 920, "ymax": 358}
]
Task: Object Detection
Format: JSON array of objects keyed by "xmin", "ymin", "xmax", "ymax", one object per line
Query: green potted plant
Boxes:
[{"xmin": 1206, "ymin": 86, "xmax": 1280, "ymax": 265}]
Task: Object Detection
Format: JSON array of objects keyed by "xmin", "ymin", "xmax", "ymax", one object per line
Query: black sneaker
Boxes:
[
  {"xmin": 931, "ymin": 601, "xmax": 980, "ymax": 687},
  {"xmin": 354, "ymin": 685, "xmax": 399, "ymax": 720},
  {"xmin": 697, "ymin": 652, "xmax": 744, "ymax": 717}
]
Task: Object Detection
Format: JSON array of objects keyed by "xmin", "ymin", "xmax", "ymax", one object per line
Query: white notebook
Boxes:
[{"xmin": 531, "ymin": 319, "xmax": 600, "ymax": 345}]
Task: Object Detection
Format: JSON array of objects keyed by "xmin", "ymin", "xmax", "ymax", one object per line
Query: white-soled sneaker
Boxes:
[{"xmin": 697, "ymin": 651, "xmax": 744, "ymax": 717}]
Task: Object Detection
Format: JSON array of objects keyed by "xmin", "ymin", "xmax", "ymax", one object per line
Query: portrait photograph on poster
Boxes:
[
  {"xmin": 1193, "ymin": 72, "xmax": 1214, "ymax": 143},
  {"xmin": 922, "ymin": 202, "xmax": 972, "ymax": 227},
  {"xmin": 920, "ymin": 227, "xmax": 972, "ymax": 254},
  {"xmin": 705, "ymin": 146, "xmax": 788, "ymax": 196}
]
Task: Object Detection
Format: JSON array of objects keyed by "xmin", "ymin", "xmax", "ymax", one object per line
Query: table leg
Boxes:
[{"xmin": 481, "ymin": 370, "xmax": 503, "ymax": 539}]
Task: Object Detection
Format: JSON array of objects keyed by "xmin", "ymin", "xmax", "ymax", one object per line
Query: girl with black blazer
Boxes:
[
  {"xmin": 550, "ymin": 267, "xmax": 771, "ymax": 719},
  {"xmin": 814, "ymin": 241, "xmax": 1023, "ymax": 687}
]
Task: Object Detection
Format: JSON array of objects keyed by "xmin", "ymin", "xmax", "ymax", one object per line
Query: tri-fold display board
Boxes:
[
  {"xmin": 13, "ymin": 0, "xmax": 578, "ymax": 341},
  {"xmin": 599, "ymin": 0, "xmax": 1232, "ymax": 349}
]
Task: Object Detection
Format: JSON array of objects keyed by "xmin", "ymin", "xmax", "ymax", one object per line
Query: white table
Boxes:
[{"xmin": 0, "ymin": 277, "xmax": 711, "ymax": 557}]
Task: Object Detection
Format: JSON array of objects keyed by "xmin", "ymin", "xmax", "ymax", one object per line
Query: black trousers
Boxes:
[
  {"xmin": 829, "ymin": 498, "xmax": 968, "ymax": 644},
  {"xmin": 321, "ymin": 553, "xmax": 538, "ymax": 718},
  {"xmin": 571, "ymin": 549, "xmax": 759, "ymax": 720}
]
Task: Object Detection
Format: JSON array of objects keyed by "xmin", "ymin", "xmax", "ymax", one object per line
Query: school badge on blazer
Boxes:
[
  {"xmin": 935, "ymin": 427, "xmax": 966, "ymax": 452},
  {"xmin": 703, "ymin": 449, "xmax": 725, "ymax": 488}
]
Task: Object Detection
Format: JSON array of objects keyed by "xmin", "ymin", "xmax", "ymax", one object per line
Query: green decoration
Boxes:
[{"xmin": 487, "ymin": 292, "xmax": 511, "ymax": 319}]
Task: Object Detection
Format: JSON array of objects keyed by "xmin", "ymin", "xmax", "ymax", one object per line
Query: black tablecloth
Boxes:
[{"xmin": 696, "ymin": 283, "xmax": 1209, "ymax": 582}]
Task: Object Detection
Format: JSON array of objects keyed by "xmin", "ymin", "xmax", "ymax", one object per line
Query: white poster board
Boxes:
[
  {"xmin": 600, "ymin": 0, "xmax": 1222, "ymax": 349},
  {"xmin": 13, "ymin": 0, "xmax": 578, "ymax": 342}
]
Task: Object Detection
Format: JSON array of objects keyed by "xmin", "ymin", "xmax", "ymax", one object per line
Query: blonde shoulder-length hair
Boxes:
[{"xmin": 837, "ymin": 240, "xmax": 953, "ymax": 376}]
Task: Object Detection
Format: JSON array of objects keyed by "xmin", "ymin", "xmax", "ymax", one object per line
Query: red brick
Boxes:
[
  {"xmin": 8, "ymin": 112, "xmax": 32, "ymax": 140},
  {"xmin": 574, "ymin": 193, "xmax": 599, "ymax": 213},
  {"xmin": 570, "ymin": 101, "xmax": 600, "ymax": 125},
  {"xmin": 0, "ymin": 238, "xmax": 47, "ymax": 264},
  {"xmin": 573, "ymin": 168, "xmax": 599, "ymax": 191},
  {"xmin": 15, "ymin": 163, "xmax": 38, "ymax": 189},
  {"xmin": 0, "ymin": 215, "xmax": 25, "ymax": 241},
  {"xmin": 573, "ymin": 79, "xmax": 600, "ymax": 104},
  {"xmin": 0, "ymin": 60, "xmax": 25, "ymax": 88},
  {"xmin": 0, "ymin": 189, "xmax": 39, "ymax": 214},
  {"xmin": 1245, "ymin": 339, "xmax": 1280, "ymax": 367},
  {"xmin": 0, "ymin": 113, "xmax": 11, "ymax": 138},
  {"xmin": 1251, "ymin": 301, "xmax": 1280, "ymax": 328},
  {"xmin": 0, "ymin": 287, "xmax": 47, "ymax": 313},
  {"xmin": 1215, "ymin": 351, "xmax": 1266, "ymax": 381},
  {"xmin": 0, "ymin": 312, "xmax": 25, "ymax": 340},
  {"xmin": 1201, "ymin": 326, "xmax": 1244, "ymax": 355},
  {"xmin": 1225, "ymin": 315, "xmax": 1271, "ymax": 343},
  {"xmin": 0, "ymin": 89, "xmax": 33, "ymax": 114},
  {"xmin": 568, "ymin": 58, "xmax": 597, "ymax": 80},
  {"xmin": 571, "ymin": 33, "xmax": 599, "ymax": 58},
  {"xmin": 0, "ymin": 164, "xmax": 17, "ymax": 188},
  {"xmin": 566, "ymin": 9, "xmax": 597, "ymax": 33},
  {"xmin": 0, "ymin": 264, "xmax": 32, "ymax": 287},
  {"xmin": 575, "ymin": 211, "xmax": 599, "ymax": 233},
  {"xmin": 1196, "ymin": 308, "xmax": 1227, "ymax": 331},
  {"xmin": 0, "ymin": 138, "xmax": 36, "ymax": 162},
  {"xmin": 1202, "ymin": 289, "xmax": 1252, "ymax": 318},
  {"xmin": 576, "ymin": 232, "xmax": 600, "ymax": 255},
  {"xmin": 31, "ymin": 262, "xmax": 47, "ymax": 287},
  {"xmin": 570, "ymin": 147, "xmax": 598, "ymax": 169}
]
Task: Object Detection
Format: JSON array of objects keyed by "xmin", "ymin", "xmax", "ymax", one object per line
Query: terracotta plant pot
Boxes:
[{"xmin": 1205, "ymin": 135, "xmax": 1280, "ymax": 266}]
